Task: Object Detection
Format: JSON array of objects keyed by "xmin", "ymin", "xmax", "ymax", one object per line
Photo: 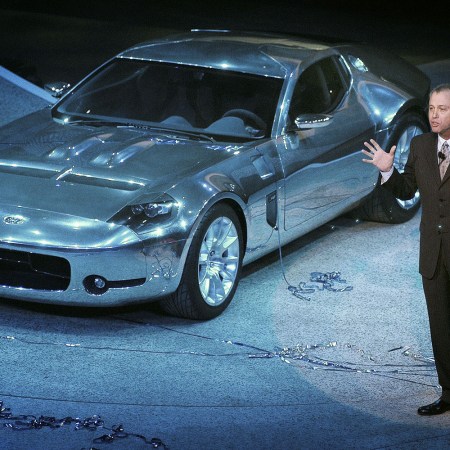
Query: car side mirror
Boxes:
[
  {"xmin": 288, "ymin": 113, "xmax": 333, "ymax": 131},
  {"xmin": 44, "ymin": 81, "xmax": 71, "ymax": 98}
]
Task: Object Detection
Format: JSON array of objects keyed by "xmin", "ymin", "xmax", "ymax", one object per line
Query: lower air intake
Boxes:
[{"xmin": 0, "ymin": 248, "xmax": 70, "ymax": 291}]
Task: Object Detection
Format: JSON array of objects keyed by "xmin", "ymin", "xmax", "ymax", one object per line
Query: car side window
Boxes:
[{"xmin": 289, "ymin": 56, "xmax": 350, "ymax": 119}]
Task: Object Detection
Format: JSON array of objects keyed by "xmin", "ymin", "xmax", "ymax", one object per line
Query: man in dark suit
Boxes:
[{"xmin": 362, "ymin": 83, "xmax": 450, "ymax": 415}]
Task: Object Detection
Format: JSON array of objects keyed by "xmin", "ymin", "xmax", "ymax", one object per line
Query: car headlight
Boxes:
[
  {"xmin": 109, "ymin": 193, "xmax": 178, "ymax": 231},
  {"xmin": 131, "ymin": 202, "xmax": 173, "ymax": 218}
]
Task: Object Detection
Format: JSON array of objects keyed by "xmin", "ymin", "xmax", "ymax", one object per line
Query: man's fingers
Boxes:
[
  {"xmin": 363, "ymin": 140, "xmax": 396, "ymax": 157},
  {"xmin": 363, "ymin": 141, "xmax": 375, "ymax": 152},
  {"xmin": 369, "ymin": 139, "xmax": 385, "ymax": 151},
  {"xmin": 363, "ymin": 139, "xmax": 384, "ymax": 153},
  {"xmin": 362, "ymin": 139, "xmax": 395, "ymax": 171}
]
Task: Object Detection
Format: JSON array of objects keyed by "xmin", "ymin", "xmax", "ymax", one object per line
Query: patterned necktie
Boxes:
[{"xmin": 439, "ymin": 141, "xmax": 450, "ymax": 180}]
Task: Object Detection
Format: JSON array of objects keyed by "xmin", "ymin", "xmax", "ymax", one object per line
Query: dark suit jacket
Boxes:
[{"xmin": 383, "ymin": 132, "xmax": 449, "ymax": 279}]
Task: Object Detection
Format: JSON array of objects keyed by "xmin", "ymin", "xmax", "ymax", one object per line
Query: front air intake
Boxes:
[{"xmin": 0, "ymin": 249, "xmax": 70, "ymax": 291}]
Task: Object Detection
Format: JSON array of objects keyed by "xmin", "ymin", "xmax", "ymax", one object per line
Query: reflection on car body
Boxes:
[{"xmin": 0, "ymin": 30, "xmax": 430, "ymax": 319}]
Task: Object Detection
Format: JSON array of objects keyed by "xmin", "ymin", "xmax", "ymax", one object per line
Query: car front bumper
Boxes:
[{"xmin": 0, "ymin": 206, "xmax": 186, "ymax": 306}]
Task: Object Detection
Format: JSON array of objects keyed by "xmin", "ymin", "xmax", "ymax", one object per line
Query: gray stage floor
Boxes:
[{"xmin": 1, "ymin": 7, "xmax": 450, "ymax": 450}]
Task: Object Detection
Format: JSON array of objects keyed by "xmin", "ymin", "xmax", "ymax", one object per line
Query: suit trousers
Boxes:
[{"xmin": 422, "ymin": 234, "xmax": 450, "ymax": 402}]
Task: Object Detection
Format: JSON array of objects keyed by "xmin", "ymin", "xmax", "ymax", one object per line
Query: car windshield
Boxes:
[{"xmin": 53, "ymin": 58, "xmax": 283, "ymax": 142}]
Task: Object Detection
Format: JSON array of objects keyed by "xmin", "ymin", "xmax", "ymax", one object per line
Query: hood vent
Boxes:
[
  {"xmin": 0, "ymin": 163, "xmax": 59, "ymax": 179},
  {"xmin": 60, "ymin": 173, "xmax": 144, "ymax": 191}
]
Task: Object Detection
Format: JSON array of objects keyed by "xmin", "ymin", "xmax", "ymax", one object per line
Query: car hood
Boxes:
[{"xmin": 0, "ymin": 110, "xmax": 240, "ymax": 221}]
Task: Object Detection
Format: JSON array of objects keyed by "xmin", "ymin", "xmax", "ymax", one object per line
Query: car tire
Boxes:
[
  {"xmin": 160, "ymin": 203, "xmax": 243, "ymax": 320},
  {"xmin": 354, "ymin": 112, "xmax": 429, "ymax": 224}
]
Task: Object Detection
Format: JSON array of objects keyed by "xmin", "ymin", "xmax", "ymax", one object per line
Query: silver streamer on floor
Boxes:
[
  {"xmin": 249, "ymin": 341, "xmax": 437, "ymax": 386},
  {"xmin": 275, "ymin": 223, "xmax": 353, "ymax": 299},
  {"xmin": 287, "ymin": 271, "xmax": 353, "ymax": 300},
  {"xmin": 1, "ymin": 321, "xmax": 437, "ymax": 389},
  {"xmin": 0, "ymin": 321, "xmax": 438, "ymax": 447},
  {"xmin": 0, "ymin": 399, "xmax": 169, "ymax": 449}
]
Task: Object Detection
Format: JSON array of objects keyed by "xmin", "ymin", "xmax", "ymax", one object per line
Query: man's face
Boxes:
[{"xmin": 429, "ymin": 90, "xmax": 450, "ymax": 139}]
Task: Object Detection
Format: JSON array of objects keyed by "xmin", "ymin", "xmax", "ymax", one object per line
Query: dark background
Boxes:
[
  {"xmin": 0, "ymin": 1, "xmax": 448, "ymax": 87},
  {"xmin": 0, "ymin": 0, "xmax": 441, "ymax": 25}
]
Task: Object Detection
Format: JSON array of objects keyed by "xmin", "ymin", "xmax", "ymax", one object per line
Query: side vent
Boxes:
[{"xmin": 266, "ymin": 190, "xmax": 277, "ymax": 229}]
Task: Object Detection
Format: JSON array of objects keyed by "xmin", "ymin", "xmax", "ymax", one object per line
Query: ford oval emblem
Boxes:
[{"xmin": 3, "ymin": 215, "xmax": 26, "ymax": 225}]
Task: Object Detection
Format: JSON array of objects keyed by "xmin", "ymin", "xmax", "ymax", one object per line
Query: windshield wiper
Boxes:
[
  {"xmin": 62, "ymin": 118, "xmax": 131, "ymax": 127},
  {"xmin": 60, "ymin": 118, "xmax": 216, "ymax": 143},
  {"xmin": 136, "ymin": 124, "xmax": 216, "ymax": 143}
]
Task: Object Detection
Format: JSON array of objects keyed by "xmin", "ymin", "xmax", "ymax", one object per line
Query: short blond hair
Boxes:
[{"xmin": 430, "ymin": 83, "xmax": 450, "ymax": 99}]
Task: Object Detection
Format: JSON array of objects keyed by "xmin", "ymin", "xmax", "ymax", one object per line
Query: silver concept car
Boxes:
[{"xmin": 0, "ymin": 30, "xmax": 430, "ymax": 319}]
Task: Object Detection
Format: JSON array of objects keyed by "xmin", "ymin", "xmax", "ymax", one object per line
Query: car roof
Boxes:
[{"xmin": 118, "ymin": 30, "xmax": 334, "ymax": 78}]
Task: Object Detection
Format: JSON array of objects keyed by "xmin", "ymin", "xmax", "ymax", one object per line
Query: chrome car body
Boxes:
[{"xmin": 0, "ymin": 30, "xmax": 429, "ymax": 318}]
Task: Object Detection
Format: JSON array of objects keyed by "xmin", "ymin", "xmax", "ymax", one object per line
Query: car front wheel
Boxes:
[{"xmin": 160, "ymin": 203, "xmax": 243, "ymax": 320}]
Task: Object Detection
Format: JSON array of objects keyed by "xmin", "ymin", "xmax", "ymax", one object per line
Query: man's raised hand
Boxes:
[{"xmin": 362, "ymin": 139, "xmax": 396, "ymax": 172}]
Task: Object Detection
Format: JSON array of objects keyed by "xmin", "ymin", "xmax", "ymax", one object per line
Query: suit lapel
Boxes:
[
  {"xmin": 442, "ymin": 167, "xmax": 450, "ymax": 184},
  {"xmin": 424, "ymin": 134, "xmax": 440, "ymax": 185}
]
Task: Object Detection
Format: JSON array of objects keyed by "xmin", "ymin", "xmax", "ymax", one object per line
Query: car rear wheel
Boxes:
[
  {"xmin": 160, "ymin": 203, "xmax": 243, "ymax": 320},
  {"xmin": 355, "ymin": 112, "xmax": 428, "ymax": 224}
]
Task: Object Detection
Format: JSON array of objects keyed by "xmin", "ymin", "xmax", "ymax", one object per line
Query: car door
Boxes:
[{"xmin": 277, "ymin": 56, "xmax": 378, "ymax": 231}]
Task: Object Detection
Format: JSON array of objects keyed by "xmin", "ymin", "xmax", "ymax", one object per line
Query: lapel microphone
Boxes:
[{"xmin": 438, "ymin": 151, "xmax": 446, "ymax": 166}]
